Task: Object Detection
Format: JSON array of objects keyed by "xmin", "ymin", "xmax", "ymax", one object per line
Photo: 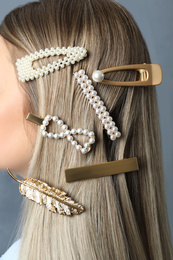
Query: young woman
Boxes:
[{"xmin": 0, "ymin": 0, "xmax": 172, "ymax": 259}]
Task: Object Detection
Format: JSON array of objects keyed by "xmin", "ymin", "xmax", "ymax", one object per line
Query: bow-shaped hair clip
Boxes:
[{"xmin": 26, "ymin": 113, "xmax": 96, "ymax": 155}]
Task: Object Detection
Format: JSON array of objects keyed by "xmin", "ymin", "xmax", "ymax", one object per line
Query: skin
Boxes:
[{"xmin": 0, "ymin": 36, "xmax": 37, "ymax": 178}]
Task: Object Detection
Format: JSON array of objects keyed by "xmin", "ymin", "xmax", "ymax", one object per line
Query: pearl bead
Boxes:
[
  {"xmin": 67, "ymin": 135, "xmax": 73, "ymax": 141},
  {"xmin": 42, "ymin": 131, "xmax": 47, "ymax": 137},
  {"xmin": 81, "ymin": 148, "xmax": 87, "ymax": 154},
  {"xmin": 110, "ymin": 135, "xmax": 116, "ymax": 141},
  {"xmin": 71, "ymin": 140, "xmax": 77, "ymax": 146},
  {"xmin": 110, "ymin": 121, "xmax": 115, "ymax": 127},
  {"xmin": 48, "ymin": 132, "xmax": 53, "ymax": 138},
  {"xmin": 83, "ymin": 129, "xmax": 89, "ymax": 135},
  {"xmin": 77, "ymin": 128, "xmax": 83, "ymax": 134},
  {"xmin": 62, "ymin": 124, "xmax": 68, "ymax": 130},
  {"xmin": 115, "ymin": 132, "xmax": 121, "ymax": 138},
  {"xmin": 65, "ymin": 130, "xmax": 71, "ymax": 135},
  {"xmin": 40, "ymin": 125, "xmax": 46, "ymax": 131},
  {"xmin": 57, "ymin": 120, "xmax": 63, "ymax": 126},
  {"xmin": 52, "ymin": 116, "xmax": 58, "ymax": 122},
  {"xmin": 84, "ymin": 142, "xmax": 90, "ymax": 148},
  {"xmin": 92, "ymin": 70, "xmax": 104, "ymax": 82},
  {"xmin": 76, "ymin": 145, "xmax": 82, "ymax": 150},
  {"xmin": 102, "ymin": 119, "xmax": 107, "ymax": 124},
  {"xmin": 71, "ymin": 129, "xmax": 77, "ymax": 134},
  {"xmin": 89, "ymin": 138, "xmax": 95, "ymax": 144},
  {"xmin": 107, "ymin": 129, "xmax": 113, "ymax": 135},
  {"xmin": 88, "ymin": 131, "xmax": 95, "ymax": 137},
  {"xmin": 78, "ymin": 78, "xmax": 83, "ymax": 84},
  {"xmin": 81, "ymin": 83, "xmax": 87, "ymax": 89},
  {"xmin": 59, "ymin": 132, "xmax": 65, "ymax": 138},
  {"xmin": 46, "ymin": 115, "xmax": 52, "ymax": 121},
  {"xmin": 43, "ymin": 120, "xmax": 49, "ymax": 126},
  {"xmin": 53, "ymin": 134, "xmax": 59, "ymax": 139}
]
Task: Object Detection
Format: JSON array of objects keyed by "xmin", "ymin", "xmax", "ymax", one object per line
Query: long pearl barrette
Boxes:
[
  {"xmin": 26, "ymin": 113, "xmax": 96, "ymax": 155},
  {"xmin": 16, "ymin": 46, "xmax": 87, "ymax": 82},
  {"xmin": 74, "ymin": 70, "xmax": 121, "ymax": 141}
]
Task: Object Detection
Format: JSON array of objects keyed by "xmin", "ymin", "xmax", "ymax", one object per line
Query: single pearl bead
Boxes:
[
  {"xmin": 74, "ymin": 72, "xmax": 80, "ymax": 78},
  {"xmin": 40, "ymin": 125, "xmax": 46, "ymax": 131},
  {"xmin": 92, "ymin": 70, "xmax": 104, "ymax": 82},
  {"xmin": 98, "ymin": 114, "xmax": 104, "ymax": 120},
  {"xmin": 71, "ymin": 140, "xmax": 77, "ymax": 146},
  {"xmin": 79, "ymin": 69, "xmax": 85, "ymax": 75},
  {"xmin": 78, "ymin": 78, "xmax": 83, "ymax": 84},
  {"xmin": 81, "ymin": 83, "xmax": 87, "ymax": 89},
  {"xmin": 110, "ymin": 135, "xmax": 116, "ymax": 141},
  {"xmin": 59, "ymin": 132, "xmax": 65, "ymax": 138},
  {"xmin": 86, "ymin": 80, "xmax": 92, "ymax": 85},
  {"xmin": 88, "ymin": 131, "xmax": 95, "ymax": 137},
  {"xmin": 81, "ymin": 148, "xmax": 88, "ymax": 154},
  {"xmin": 89, "ymin": 138, "xmax": 95, "ymax": 144},
  {"xmin": 110, "ymin": 121, "xmax": 115, "ymax": 127},
  {"xmin": 102, "ymin": 119, "xmax": 107, "ymax": 124},
  {"xmin": 93, "ymin": 103, "xmax": 99, "ymax": 109},
  {"xmin": 53, "ymin": 134, "xmax": 59, "ymax": 139},
  {"xmin": 77, "ymin": 128, "xmax": 83, "ymax": 134},
  {"xmin": 48, "ymin": 132, "xmax": 53, "ymax": 138},
  {"xmin": 52, "ymin": 116, "xmax": 58, "ymax": 122},
  {"xmin": 46, "ymin": 115, "xmax": 52, "ymax": 121},
  {"xmin": 76, "ymin": 145, "xmax": 82, "ymax": 150},
  {"xmin": 42, "ymin": 131, "xmax": 47, "ymax": 137},
  {"xmin": 43, "ymin": 120, "xmax": 49, "ymax": 126},
  {"xmin": 65, "ymin": 130, "xmax": 71, "ymax": 135},
  {"xmin": 115, "ymin": 132, "xmax": 121, "ymax": 138},
  {"xmin": 67, "ymin": 135, "xmax": 73, "ymax": 141},
  {"xmin": 105, "ymin": 124, "xmax": 111, "ymax": 130},
  {"xmin": 112, "ymin": 126, "xmax": 118, "ymax": 131},
  {"xmin": 62, "ymin": 124, "xmax": 68, "ymax": 130},
  {"xmin": 57, "ymin": 120, "xmax": 63, "ymax": 126},
  {"xmin": 71, "ymin": 129, "xmax": 77, "ymax": 135},
  {"xmin": 107, "ymin": 129, "xmax": 113, "ymax": 135},
  {"xmin": 83, "ymin": 129, "xmax": 89, "ymax": 135},
  {"xmin": 84, "ymin": 142, "xmax": 90, "ymax": 148}
]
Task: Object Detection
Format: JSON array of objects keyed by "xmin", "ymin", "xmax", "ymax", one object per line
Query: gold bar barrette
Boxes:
[
  {"xmin": 65, "ymin": 157, "xmax": 139, "ymax": 182},
  {"xmin": 92, "ymin": 63, "xmax": 162, "ymax": 86}
]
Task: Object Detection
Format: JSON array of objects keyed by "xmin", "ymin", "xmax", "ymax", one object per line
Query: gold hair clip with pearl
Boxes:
[
  {"xmin": 26, "ymin": 113, "xmax": 96, "ymax": 155},
  {"xmin": 92, "ymin": 63, "xmax": 162, "ymax": 86}
]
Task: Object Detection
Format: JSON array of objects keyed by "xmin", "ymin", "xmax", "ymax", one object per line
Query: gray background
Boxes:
[{"xmin": 0, "ymin": 0, "xmax": 172, "ymax": 256}]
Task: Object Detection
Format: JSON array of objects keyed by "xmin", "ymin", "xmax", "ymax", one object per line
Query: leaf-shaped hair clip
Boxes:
[{"xmin": 6, "ymin": 168, "xmax": 84, "ymax": 216}]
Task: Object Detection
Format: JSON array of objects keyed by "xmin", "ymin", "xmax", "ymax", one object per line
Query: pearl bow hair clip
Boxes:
[
  {"xmin": 26, "ymin": 113, "xmax": 96, "ymax": 155},
  {"xmin": 16, "ymin": 46, "xmax": 87, "ymax": 82}
]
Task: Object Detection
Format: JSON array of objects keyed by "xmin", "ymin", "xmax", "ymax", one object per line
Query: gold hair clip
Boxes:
[
  {"xmin": 65, "ymin": 157, "xmax": 139, "ymax": 182},
  {"xmin": 92, "ymin": 63, "xmax": 162, "ymax": 86},
  {"xmin": 6, "ymin": 168, "xmax": 84, "ymax": 216},
  {"xmin": 26, "ymin": 113, "xmax": 96, "ymax": 154}
]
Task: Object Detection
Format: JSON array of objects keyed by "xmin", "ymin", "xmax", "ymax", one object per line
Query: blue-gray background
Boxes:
[{"xmin": 0, "ymin": 0, "xmax": 172, "ymax": 256}]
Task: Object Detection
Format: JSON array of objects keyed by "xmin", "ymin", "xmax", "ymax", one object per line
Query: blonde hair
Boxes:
[{"xmin": 0, "ymin": 0, "xmax": 172, "ymax": 259}]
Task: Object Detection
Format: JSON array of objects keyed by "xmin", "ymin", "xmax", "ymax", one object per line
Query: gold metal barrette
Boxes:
[
  {"xmin": 92, "ymin": 63, "xmax": 162, "ymax": 86},
  {"xmin": 65, "ymin": 157, "xmax": 139, "ymax": 182},
  {"xmin": 26, "ymin": 113, "xmax": 96, "ymax": 155},
  {"xmin": 6, "ymin": 168, "xmax": 84, "ymax": 216}
]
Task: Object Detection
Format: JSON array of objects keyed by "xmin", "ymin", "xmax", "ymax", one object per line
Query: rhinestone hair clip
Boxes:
[
  {"xmin": 74, "ymin": 69, "xmax": 121, "ymax": 141},
  {"xmin": 6, "ymin": 168, "xmax": 84, "ymax": 216},
  {"xmin": 16, "ymin": 46, "xmax": 87, "ymax": 82}
]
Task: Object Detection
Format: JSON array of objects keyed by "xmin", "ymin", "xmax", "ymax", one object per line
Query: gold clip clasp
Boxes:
[{"xmin": 99, "ymin": 63, "xmax": 162, "ymax": 87}]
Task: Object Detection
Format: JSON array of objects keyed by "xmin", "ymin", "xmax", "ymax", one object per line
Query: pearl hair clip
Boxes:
[
  {"xmin": 74, "ymin": 70, "xmax": 121, "ymax": 141},
  {"xmin": 92, "ymin": 63, "xmax": 163, "ymax": 86},
  {"xmin": 16, "ymin": 46, "xmax": 87, "ymax": 82},
  {"xmin": 26, "ymin": 113, "xmax": 96, "ymax": 155}
]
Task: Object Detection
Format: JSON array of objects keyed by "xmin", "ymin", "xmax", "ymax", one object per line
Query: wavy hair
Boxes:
[{"xmin": 0, "ymin": 0, "xmax": 172, "ymax": 259}]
